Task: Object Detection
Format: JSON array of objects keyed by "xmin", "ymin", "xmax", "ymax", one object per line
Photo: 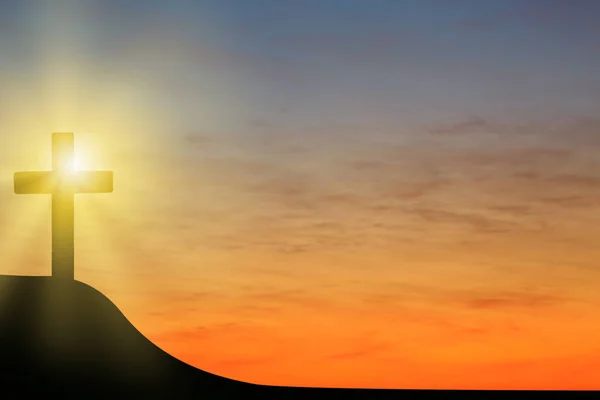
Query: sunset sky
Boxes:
[{"xmin": 1, "ymin": 0, "xmax": 600, "ymax": 389}]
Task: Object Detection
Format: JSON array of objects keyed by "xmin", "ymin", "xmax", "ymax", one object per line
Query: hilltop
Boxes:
[
  {"xmin": 0, "ymin": 275, "xmax": 255, "ymax": 397},
  {"xmin": 0, "ymin": 275, "xmax": 444, "ymax": 398}
]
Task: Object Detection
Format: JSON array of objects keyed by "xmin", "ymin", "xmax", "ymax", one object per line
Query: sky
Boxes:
[{"xmin": 1, "ymin": 0, "xmax": 600, "ymax": 389}]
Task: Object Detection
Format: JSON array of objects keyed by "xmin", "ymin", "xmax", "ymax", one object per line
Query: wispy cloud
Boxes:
[
  {"xmin": 452, "ymin": 290, "xmax": 568, "ymax": 310},
  {"xmin": 428, "ymin": 117, "xmax": 491, "ymax": 135},
  {"xmin": 328, "ymin": 342, "xmax": 391, "ymax": 361}
]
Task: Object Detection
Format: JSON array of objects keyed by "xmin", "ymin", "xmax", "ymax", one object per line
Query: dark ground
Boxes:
[
  {"xmin": 0, "ymin": 275, "xmax": 399, "ymax": 398},
  {"xmin": 0, "ymin": 275, "xmax": 571, "ymax": 399}
]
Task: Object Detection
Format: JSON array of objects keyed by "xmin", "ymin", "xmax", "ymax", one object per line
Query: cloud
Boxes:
[
  {"xmin": 547, "ymin": 117, "xmax": 600, "ymax": 147},
  {"xmin": 547, "ymin": 174, "xmax": 600, "ymax": 188},
  {"xmin": 407, "ymin": 207, "xmax": 515, "ymax": 235},
  {"xmin": 119, "ymin": 113, "xmax": 600, "ymax": 261},
  {"xmin": 240, "ymin": 288, "xmax": 334, "ymax": 311},
  {"xmin": 424, "ymin": 115, "xmax": 600, "ymax": 147},
  {"xmin": 451, "ymin": 290, "xmax": 568, "ymax": 310},
  {"xmin": 368, "ymin": 280, "xmax": 573, "ymax": 316},
  {"xmin": 328, "ymin": 342, "xmax": 391, "ymax": 360},
  {"xmin": 210, "ymin": 356, "xmax": 278, "ymax": 370},
  {"xmin": 487, "ymin": 205, "xmax": 534, "ymax": 217},
  {"xmin": 451, "ymin": 148, "xmax": 576, "ymax": 184},
  {"xmin": 379, "ymin": 178, "xmax": 449, "ymax": 201},
  {"xmin": 154, "ymin": 322, "xmax": 260, "ymax": 343},
  {"xmin": 155, "ymin": 326, "xmax": 211, "ymax": 342},
  {"xmin": 428, "ymin": 117, "xmax": 491, "ymax": 135},
  {"xmin": 501, "ymin": 170, "xmax": 600, "ymax": 209}
]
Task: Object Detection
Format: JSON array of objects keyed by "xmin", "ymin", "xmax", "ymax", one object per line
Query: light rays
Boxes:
[
  {"xmin": 0, "ymin": 1, "xmax": 228, "ymax": 342},
  {"xmin": 0, "ymin": 194, "xmax": 51, "ymax": 275},
  {"xmin": 1, "ymin": 1, "xmax": 177, "ymax": 279}
]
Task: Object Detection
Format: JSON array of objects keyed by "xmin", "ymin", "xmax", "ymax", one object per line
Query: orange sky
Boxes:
[
  {"xmin": 1, "ymin": 0, "xmax": 600, "ymax": 390},
  {"xmin": 3, "ymin": 126, "xmax": 600, "ymax": 389}
]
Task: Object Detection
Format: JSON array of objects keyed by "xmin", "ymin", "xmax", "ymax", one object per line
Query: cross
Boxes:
[{"xmin": 14, "ymin": 132, "xmax": 113, "ymax": 280}]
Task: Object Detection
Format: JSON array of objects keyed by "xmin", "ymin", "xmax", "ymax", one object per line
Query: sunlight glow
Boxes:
[
  {"xmin": 62, "ymin": 156, "xmax": 81, "ymax": 175},
  {"xmin": 65, "ymin": 155, "xmax": 87, "ymax": 176},
  {"xmin": 71, "ymin": 156, "xmax": 83, "ymax": 172},
  {"xmin": 0, "ymin": 2, "xmax": 179, "ymax": 285},
  {"xmin": 0, "ymin": 2, "xmax": 253, "ymax": 383}
]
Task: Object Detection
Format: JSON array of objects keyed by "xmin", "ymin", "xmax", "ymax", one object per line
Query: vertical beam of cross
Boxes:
[
  {"xmin": 52, "ymin": 133, "xmax": 76, "ymax": 280},
  {"xmin": 14, "ymin": 133, "xmax": 113, "ymax": 280}
]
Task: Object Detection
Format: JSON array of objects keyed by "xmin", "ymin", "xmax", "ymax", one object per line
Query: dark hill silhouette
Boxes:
[
  {"xmin": 0, "ymin": 275, "xmax": 492, "ymax": 398},
  {"xmin": 0, "ymin": 275, "xmax": 260, "ymax": 397}
]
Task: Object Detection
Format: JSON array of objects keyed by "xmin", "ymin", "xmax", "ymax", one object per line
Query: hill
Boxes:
[
  {"xmin": 0, "ymin": 275, "xmax": 260, "ymax": 397},
  {"xmin": 0, "ymin": 275, "xmax": 463, "ymax": 398}
]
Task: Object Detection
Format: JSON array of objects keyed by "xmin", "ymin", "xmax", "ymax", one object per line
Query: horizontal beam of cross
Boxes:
[{"xmin": 14, "ymin": 171, "xmax": 113, "ymax": 194}]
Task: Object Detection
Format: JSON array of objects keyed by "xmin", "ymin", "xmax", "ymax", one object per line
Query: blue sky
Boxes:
[{"xmin": 3, "ymin": 0, "xmax": 599, "ymax": 134}]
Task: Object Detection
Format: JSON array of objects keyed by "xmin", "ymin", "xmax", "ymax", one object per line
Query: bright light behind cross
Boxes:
[
  {"xmin": 60, "ymin": 156, "xmax": 83, "ymax": 179},
  {"xmin": 0, "ymin": 0, "xmax": 226, "ymax": 303},
  {"xmin": 69, "ymin": 156, "xmax": 84, "ymax": 173}
]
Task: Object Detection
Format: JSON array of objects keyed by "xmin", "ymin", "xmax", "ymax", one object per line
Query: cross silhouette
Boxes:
[{"xmin": 14, "ymin": 133, "xmax": 113, "ymax": 279}]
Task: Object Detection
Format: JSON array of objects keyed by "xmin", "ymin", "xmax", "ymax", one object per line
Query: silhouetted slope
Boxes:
[
  {"xmin": 0, "ymin": 275, "xmax": 473, "ymax": 398},
  {"xmin": 0, "ymin": 275, "xmax": 256, "ymax": 397}
]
